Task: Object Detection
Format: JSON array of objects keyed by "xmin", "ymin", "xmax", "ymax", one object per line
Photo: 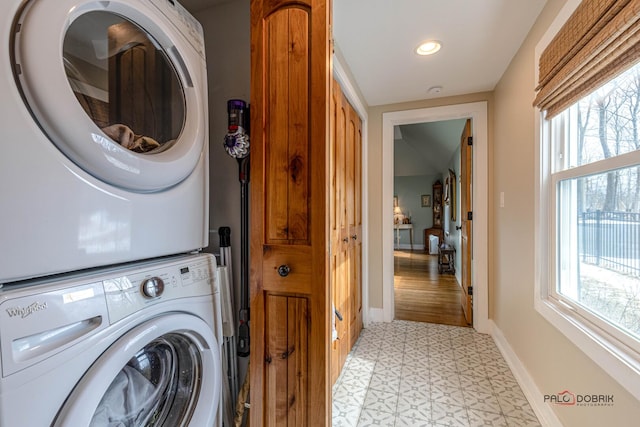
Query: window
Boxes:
[
  {"xmin": 550, "ymin": 64, "xmax": 640, "ymax": 352},
  {"xmin": 535, "ymin": 0, "xmax": 640, "ymax": 400}
]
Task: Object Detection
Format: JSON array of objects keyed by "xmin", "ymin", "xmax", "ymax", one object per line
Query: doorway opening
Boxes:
[
  {"xmin": 382, "ymin": 102, "xmax": 489, "ymax": 333},
  {"xmin": 393, "ymin": 118, "xmax": 470, "ymax": 327}
]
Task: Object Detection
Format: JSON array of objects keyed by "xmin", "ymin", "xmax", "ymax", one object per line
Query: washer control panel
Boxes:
[{"xmin": 103, "ymin": 255, "xmax": 217, "ymax": 324}]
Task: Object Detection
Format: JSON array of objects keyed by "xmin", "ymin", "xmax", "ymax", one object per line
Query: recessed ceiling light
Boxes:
[
  {"xmin": 416, "ymin": 40, "xmax": 442, "ymax": 56},
  {"xmin": 428, "ymin": 86, "xmax": 443, "ymax": 94}
]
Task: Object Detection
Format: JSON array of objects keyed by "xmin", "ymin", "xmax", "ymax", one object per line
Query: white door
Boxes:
[
  {"xmin": 54, "ymin": 314, "xmax": 221, "ymax": 426},
  {"xmin": 13, "ymin": 0, "xmax": 206, "ymax": 191}
]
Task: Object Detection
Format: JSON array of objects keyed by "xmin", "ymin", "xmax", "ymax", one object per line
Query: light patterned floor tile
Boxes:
[
  {"xmin": 398, "ymin": 382, "xmax": 430, "ymax": 400},
  {"xmin": 401, "ymin": 366, "xmax": 431, "ymax": 382},
  {"xmin": 430, "ymin": 371, "xmax": 462, "ymax": 388},
  {"xmin": 338, "ymin": 368, "xmax": 373, "ymax": 391},
  {"xmin": 368, "ymin": 372, "xmax": 401, "ymax": 393},
  {"xmin": 333, "ymin": 400, "xmax": 362, "ymax": 427},
  {"xmin": 334, "ymin": 382, "xmax": 368, "ymax": 407},
  {"xmin": 357, "ymin": 408, "xmax": 396, "ymax": 426},
  {"xmin": 396, "ymin": 392, "xmax": 432, "ymax": 421},
  {"xmin": 462, "ymin": 389, "xmax": 503, "ymax": 414},
  {"xmin": 362, "ymin": 388, "xmax": 398, "ymax": 413},
  {"xmin": 459, "ymin": 375, "xmax": 494, "ymax": 394},
  {"xmin": 431, "ymin": 384, "xmax": 466, "ymax": 407},
  {"xmin": 496, "ymin": 392, "xmax": 538, "ymax": 421},
  {"xmin": 431, "ymin": 402, "xmax": 470, "ymax": 427},
  {"xmin": 332, "ymin": 321, "xmax": 541, "ymax": 427},
  {"xmin": 503, "ymin": 416, "xmax": 542, "ymax": 427},
  {"xmin": 467, "ymin": 408, "xmax": 509, "ymax": 427},
  {"xmin": 395, "ymin": 414, "xmax": 436, "ymax": 426}
]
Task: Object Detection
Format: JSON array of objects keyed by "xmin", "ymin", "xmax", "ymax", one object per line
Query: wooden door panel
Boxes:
[
  {"xmin": 262, "ymin": 245, "xmax": 312, "ymax": 293},
  {"xmin": 265, "ymin": 7, "xmax": 310, "ymax": 243},
  {"xmin": 251, "ymin": 0, "xmax": 330, "ymax": 425},
  {"xmin": 330, "ymin": 252, "xmax": 340, "ymax": 384},
  {"xmin": 265, "ymin": 295, "xmax": 309, "ymax": 426}
]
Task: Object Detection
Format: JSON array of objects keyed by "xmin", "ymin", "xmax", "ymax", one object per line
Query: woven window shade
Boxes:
[{"xmin": 533, "ymin": 0, "xmax": 640, "ymax": 119}]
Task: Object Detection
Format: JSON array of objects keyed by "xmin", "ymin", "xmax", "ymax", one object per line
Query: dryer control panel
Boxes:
[{"xmin": 149, "ymin": 0, "xmax": 205, "ymax": 58}]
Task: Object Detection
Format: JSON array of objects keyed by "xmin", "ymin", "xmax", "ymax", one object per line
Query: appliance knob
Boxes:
[{"xmin": 141, "ymin": 277, "xmax": 165, "ymax": 298}]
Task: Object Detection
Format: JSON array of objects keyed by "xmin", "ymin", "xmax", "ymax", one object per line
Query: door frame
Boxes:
[{"xmin": 382, "ymin": 102, "xmax": 489, "ymax": 333}]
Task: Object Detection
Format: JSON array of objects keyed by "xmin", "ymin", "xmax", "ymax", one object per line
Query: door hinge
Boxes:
[
  {"xmin": 467, "ymin": 136, "xmax": 473, "ymax": 146},
  {"xmin": 468, "ymin": 286, "xmax": 473, "ymax": 296},
  {"xmin": 467, "ymin": 211, "xmax": 473, "ymax": 221}
]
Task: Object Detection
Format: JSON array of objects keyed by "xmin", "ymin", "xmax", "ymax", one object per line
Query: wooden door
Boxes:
[
  {"xmin": 460, "ymin": 119, "xmax": 473, "ymax": 324},
  {"xmin": 329, "ymin": 80, "xmax": 362, "ymax": 383},
  {"xmin": 330, "ymin": 80, "xmax": 349, "ymax": 384},
  {"xmin": 346, "ymin": 93, "xmax": 363, "ymax": 348},
  {"xmin": 250, "ymin": 1, "xmax": 331, "ymax": 425}
]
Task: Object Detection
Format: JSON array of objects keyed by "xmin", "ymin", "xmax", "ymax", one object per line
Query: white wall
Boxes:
[{"xmin": 492, "ymin": 0, "xmax": 640, "ymax": 425}]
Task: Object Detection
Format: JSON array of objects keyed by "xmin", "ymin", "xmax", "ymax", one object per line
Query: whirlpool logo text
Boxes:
[{"xmin": 5, "ymin": 301, "xmax": 48, "ymax": 318}]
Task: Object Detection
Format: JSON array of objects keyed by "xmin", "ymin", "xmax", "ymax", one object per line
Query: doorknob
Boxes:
[
  {"xmin": 277, "ymin": 264, "xmax": 291, "ymax": 277},
  {"xmin": 455, "ymin": 225, "xmax": 462, "ymax": 230}
]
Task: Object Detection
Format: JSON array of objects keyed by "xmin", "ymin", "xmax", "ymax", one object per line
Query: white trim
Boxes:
[
  {"xmin": 333, "ymin": 54, "xmax": 371, "ymax": 327},
  {"xmin": 394, "ymin": 244, "xmax": 416, "ymax": 251},
  {"xmin": 367, "ymin": 308, "xmax": 385, "ymax": 324},
  {"xmin": 334, "ymin": 59, "xmax": 368, "ymax": 122},
  {"xmin": 382, "ymin": 102, "xmax": 489, "ymax": 333},
  {"xmin": 490, "ymin": 321, "xmax": 563, "ymax": 427}
]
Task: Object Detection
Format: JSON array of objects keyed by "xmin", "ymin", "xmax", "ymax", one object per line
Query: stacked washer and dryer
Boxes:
[{"xmin": 0, "ymin": 0, "xmax": 222, "ymax": 425}]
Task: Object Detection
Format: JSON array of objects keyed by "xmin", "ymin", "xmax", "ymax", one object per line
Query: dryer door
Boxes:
[
  {"xmin": 54, "ymin": 314, "xmax": 221, "ymax": 426},
  {"xmin": 12, "ymin": 0, "xmax": 206, "ymax": 192}
]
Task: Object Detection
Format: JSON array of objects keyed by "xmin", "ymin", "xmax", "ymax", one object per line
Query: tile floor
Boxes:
[{"xmin": 332, "ymin": 321, "xmax": 541, "ymax": 427}]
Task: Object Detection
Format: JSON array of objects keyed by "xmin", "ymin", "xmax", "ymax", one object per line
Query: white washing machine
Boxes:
[
  {"xmin": 0, "ymin": 253, "xmax": 222, "ymax": 426},
  {"xmin": 1, "ymin": 0, "xmax": 209, "ymax": 283}
]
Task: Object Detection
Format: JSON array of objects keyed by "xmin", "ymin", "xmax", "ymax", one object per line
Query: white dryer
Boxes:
[
  {"xmin": 0, "ymin": 253, "xmax": 222, "ymax": 426},
  {"xmin": 1, "ymin": 0, "xmax": 209, "ymax": 283}
]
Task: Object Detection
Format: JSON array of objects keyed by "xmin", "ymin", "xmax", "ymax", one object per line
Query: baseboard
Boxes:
[
  {"xmin": 489, "ymin": 320, "xmax": 563, "ymax": 427},
  {"xmin": 366, "ymin": 308, "xmax": 385, "ymax": 324},
  {"xmin": 394, "ymin": 244, "xmax": 423, "ymax": 251}
]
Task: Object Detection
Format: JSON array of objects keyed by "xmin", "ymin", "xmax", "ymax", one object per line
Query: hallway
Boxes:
[
  {"xmin": 331, "ymin": 321, "xmax": 541, "ymax": 426},
  {"xmin": 394, "ymin": 250, "xmax": 468, "ymax": 327}
]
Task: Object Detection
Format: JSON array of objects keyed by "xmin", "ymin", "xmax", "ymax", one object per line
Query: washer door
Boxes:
[
  {"xmin": 13, "ymin": 0, "xmax": 205, "ymax": 192},
  {"xmin": 54, "ymin": 314, "xmax": 220, "ymax": 426}
]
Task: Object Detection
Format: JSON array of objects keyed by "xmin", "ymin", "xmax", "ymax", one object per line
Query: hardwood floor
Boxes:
[{"xmin": 394, "ymin": 249, "xmax": 469, "ymax": 327}]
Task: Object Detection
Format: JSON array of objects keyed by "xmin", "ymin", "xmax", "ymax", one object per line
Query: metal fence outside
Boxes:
[{"xmin": 579, "ymin": 210, "xmax": 640, "ymax": 277}]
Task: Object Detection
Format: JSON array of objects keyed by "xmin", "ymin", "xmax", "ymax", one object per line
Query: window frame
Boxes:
[{"xmin": 535, "ymin": 0, "xmax": 640, "ymax": 402}]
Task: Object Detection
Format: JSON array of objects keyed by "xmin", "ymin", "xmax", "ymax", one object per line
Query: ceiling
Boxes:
[
  {"xmin": 180, "ymin": 0, "xmax": 547, "ymax": 174},
  {"xmin": 394, "ymin": 120, "xmax": 467, "ymax": 177},
  {"xmin": 333, "ymin": 0, "xmax": 547, "ymax": 107}
]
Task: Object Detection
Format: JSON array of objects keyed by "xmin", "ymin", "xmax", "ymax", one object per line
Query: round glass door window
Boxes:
[
  {"xmin": 63, "ymin": 11, "xmax": 185, "ymax": 154},
  {"xmin": 90, "ymin": 334, "xmax": 201, "ymax": 426}
]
